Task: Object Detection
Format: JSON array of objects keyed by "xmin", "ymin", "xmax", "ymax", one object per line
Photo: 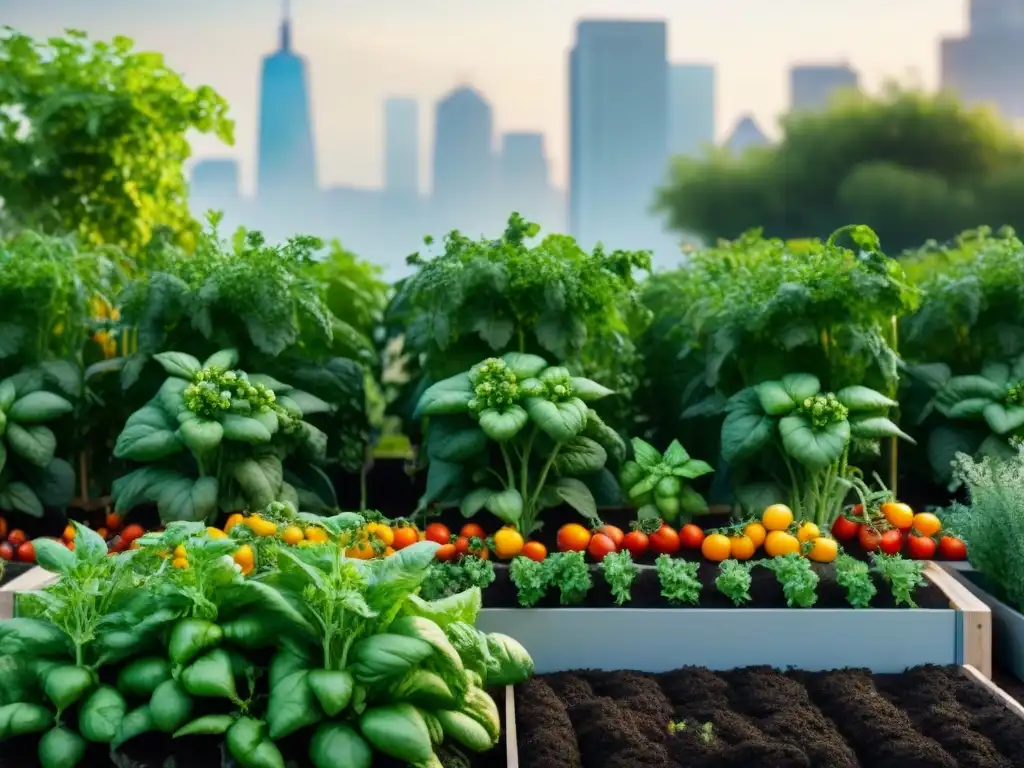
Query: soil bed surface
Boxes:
[
  {"xmin": 515, "ymin": 664, "xmax": 1024, "ymax": 768},
  {"xmin": 483, "ymin": 562, "xmax": 949, "ymax": 609}
]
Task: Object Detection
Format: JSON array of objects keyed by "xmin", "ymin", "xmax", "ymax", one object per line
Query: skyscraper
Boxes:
[
  {"xmin": 789, "ymin": 64, "xmax": 859, "ymax": 112},
  {"xmin": 256, "ymin": 0, "xmax": 317, "ymax": 205},
  {"xmin": 384, "ymin": 98, "xmax": 419, "ymax": 196},
  {"xmin": 499, "ymin": 132, "xmax": 554, "ymax": 225},
  {"xmin": 569, "ymin": 20, "xmax": 668, "ymax": 251},
  {"xmin": 431, "ymin": 85, "xmax": 495, "ymax": 233},
  {"xmin": 724, "ymin": 115, "xmax": 770, "ymax": 156},
  {"xmin": 668, "ymin": 64, "xmax": 716, "ymax": 158},
  {"xmin": 190, "ymin": 159, "xmax": 240, "ymax": 205},
  {"xmin": 941, "ymin": 0, "xmax": 1024, "ymax": 121}
]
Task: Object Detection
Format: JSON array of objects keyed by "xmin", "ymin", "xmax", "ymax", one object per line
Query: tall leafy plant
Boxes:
[
  {"xmin": 111, "ymin": 349, "xmax": 335, "ymax": 523},
  {"xmin": 383, "ymin": 213, "xmax": 651, "ymax": 438}
]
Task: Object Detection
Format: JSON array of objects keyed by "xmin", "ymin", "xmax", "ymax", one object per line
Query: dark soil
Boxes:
[
  {"xmin": 515, "ymin": 664, "xmax": 1024, "ymax": 768},
  {"xmin": 0, "ymin": 561, "xmax": 33, "ymax": 588},
  {"xmin": 483, "ymin": 561, "xmax": 950, "ymax": 610}
]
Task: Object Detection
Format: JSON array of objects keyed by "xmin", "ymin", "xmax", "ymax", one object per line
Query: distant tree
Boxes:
[
  {"xmin": 656, "ymin": 87, "xmax": 1024, "ymax": 251},
  {"xmin": 0, "ymin": 28, "xmax": 233, "ymax": 253}
]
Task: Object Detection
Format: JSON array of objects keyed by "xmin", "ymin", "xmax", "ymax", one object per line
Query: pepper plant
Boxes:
[
  {"xmin": 721, "ymin": 373, "xmax": 913, "ymax": 525},
  {"xmin": 414, "ymin": 352, "xmax": 623, "ymax": 533},
  {"xmin": 618, "ymin": 437, "xmax": 713, "ymax": 526},
  {"xmin": 110, "ymin": 348, "xmax": 333, "ymax": 523}
]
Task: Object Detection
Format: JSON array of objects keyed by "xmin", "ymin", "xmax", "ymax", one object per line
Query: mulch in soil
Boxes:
[
  {"xmin": 515, "ymin": 664, "xmax": 1024, "ymax": 768},
  {"xmin": 483, "ymin": 561, "xmax": 950, "ymax": 610}
]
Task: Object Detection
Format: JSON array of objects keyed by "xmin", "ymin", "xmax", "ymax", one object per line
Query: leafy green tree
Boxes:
[
  {"xmin": 657, "ymin": 88, "xmax": 1024, "ymax": 251},
  {"xmin": 0, "ymin": 28, "xmax": 233, "ymax": 252}
]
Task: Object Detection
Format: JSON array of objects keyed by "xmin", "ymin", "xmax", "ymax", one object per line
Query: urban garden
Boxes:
[{"xmin": 3, "ymin": 27, "xmax": 1024, "ymax": 768}]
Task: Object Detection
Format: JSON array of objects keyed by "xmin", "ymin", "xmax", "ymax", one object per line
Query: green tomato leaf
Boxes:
[
  {"xmin": 554, "ymin": 436, "xmax": 607, "ymax": 476},
  {"xmin": 835, "ymin": 386, "xmax": 897, "ymax": 412},
  {"xmin": 177, "ymin": 418, "xmax": 224, "ymax": 456},
  {"xmin": 720, "ymin": 389, "xmax": 774, "ymax": 462},
  {"xmin": 33, "ymin": 538, "xmax": 77, "ymax": 575},
  {"xmin": 221, "ymin": 414, "xmax": 273, "ymax": 444},
  {"xmin": 7, "ymin": 392, "xmax": 73, "ymax": 424},
  {"xmin": 233, "ymin": 455, "xmax": 283, "ymax": 509},
  {"xmin": 779, "ymin": 414, "xmax": 850, "ymax": 471},
  {"xmin": 202, "ymin": 349, "xmax": 239, "ymax": 370},
  {"xmin": 72, "ymin": 522, "xmax": 108, "ymax": 565},
  {"xmin": 478, "ymin": 405, "xmax": 528, "ymax": 441},
  {"xmin": 413, "ymin": 373, "xmax": 473, "ymax": 419},
  {"xmin": 525, "ymin": 396, "xmax": 587, "ymax": 442},
  {"xmin": 485, "ymin": 488, "xmax": 523, "ymax": 525},
  {"xmin": 983, "ymin": 404, "xmax": 1024, "ymax": 436},
  {"xmin": 849, "ymin": 415, "xmax": 916, "ymax": 443},
  {"xmin": 111, "ymin": 467, "xmax": 187, "ymax": 515},
  {"xmin": 0, "ymin": 482, "xmax": 43, "ymax": 517},
  {"xmin": 570, "ymin": 377, "xmax": 614, "ymax": 402},
  {"xmin": 549, "ymin": 477, "xmax": 599, "ymax": 525},
  {"xmin": 500, "ymin": 352, "xmax": 548, "ymax": 379},
  {"xmin": 115, "ymin": 404, "xmax": 183, "ymax": 461},
  {"xmin": 460, "ymin": 488, "xmax": 492, "ymax": 518},
  {"xmin": 471, "ymin": 314, "xmax": 515, "ymax": 350},
  {"xmin": 152, "ymin": 352, "xmax": 203, "ymax": 380},
  {"xmin": 426, "ymin": 420, "xmax": 489, "ymax": 463},
  {"xmin": 6, "ymin": 423, "xmax": 56, "ymax": 467},
  {"xmin": 157, "ymin": 476, "xmax": 220, "ymax": 523}
]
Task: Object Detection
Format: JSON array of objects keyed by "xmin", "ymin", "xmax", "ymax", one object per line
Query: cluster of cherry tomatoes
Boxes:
[
  {"xmin": 553, "ymin": 520, "xmax": 705, "ymax": 561},
  {"xmin": 423, "ymin": 521, "xmax": 548, "ymax": 563},
  {"xmin": 0, "ymin": 515, "xmax": 34, "ymax": 563},
  {"xmin": 831, "ymin": 502, "xmax": 967, "ymax": 560}
]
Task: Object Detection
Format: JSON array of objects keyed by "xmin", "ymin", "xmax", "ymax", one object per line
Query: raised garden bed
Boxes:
[
  {"xmin": 512, "ymin": 664, "xmax": 1024, "ymax": 768},
  {"xmin": 944, "ymin": 564, "xmax": 1024, "ymax": 681},
  {"xmin": 475, "ymin": 562, "xmax": 992, "ymax": 675}
]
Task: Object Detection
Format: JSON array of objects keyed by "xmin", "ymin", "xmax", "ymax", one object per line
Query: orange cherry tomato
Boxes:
[
  {"xmin": 460, "ymin": 522, "xmax": 486, "ymax": 540},
  {"xmin": 96, "ymin": 527, "xmax": 109, "ymax": 541},
  {"xmin": 493, "ymin": 527, "xmax": 525, "ymax": 559},
  {"xmin": 392, "ymin": 526, "xmax": 419, "ymax": 550},
  {"xmin": 425, "ymin": 523, "xmax": 451, "ymax": 545},
  {"xmin": 521, "ymin": 541, "xmax": 548, "ymax": 562},
  {"xmin": 882, "ymin": 502, "xmax": 914, "ymax": 530},
  {"xmin": 587, "ymin": 533, "xmax": 618, "ymax": 561},
  {"xmin": 305, "ymin": 526, "xmax": 329, "ymax": 543},
  {"xmin": 557, "ymin": 523, "xmax": 592, "ymax": 552},
  {"xmin": 281, "ymin": 526, "xmax": 304, "ymax": 546},
  {"xmin": 701, "ymin": 533, "xmax": 731, "ymax": 561},
  {"xmin": 435, "ymin": 543, "xmax": 458, "ymax": 562},
  {"xmin": 62, "ymin": 524, "xmax": 76, "ymax": 541},
  {"xmin": 121, "ymin": 524, "xmax": 145, "ymax": 544},
  {"xmin": 743, "ymin": 522, "xmax": 766, "ymax": 549},
  {"xmin": 597, "ymin": 525, "xmax": 625, "ymax": 548},
  {"xmin": 65, "ymin": 540, "xmax": 76, "ymax": 551},
  {"xmin": 808, "ymin": 536, "xmax": 839, "ymax": 563},
  {"xmin": 223, "ymin": 513, "xmax": 245, "ymax": 533},
  {"xmin": 912, "ymin": 512, "xmax": 942, "ymax": 537},
  {"xmin": 105, "ymin": 512, "xmax": 122, "ymax": 531},
  {"xmin": 729, "ymin": 535, "xmax": 756, "ymax": 561},
  {"xmin": 233, "ymin": 544, "xmax": 255, "ymax": 575}
]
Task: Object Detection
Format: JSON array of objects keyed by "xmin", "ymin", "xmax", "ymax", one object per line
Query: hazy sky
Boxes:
[{"xmin": 2, "ymin": 0, "xmax": 967, "ymax": 194}]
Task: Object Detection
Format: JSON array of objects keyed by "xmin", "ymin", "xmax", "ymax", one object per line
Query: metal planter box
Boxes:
[
  {"xmin": 944, "ymin": 564, "xmax": 1024, "ymax": 681},
  {"xmin": 477, "ymin": 562, "xmax": 991, "ymax": 676}
]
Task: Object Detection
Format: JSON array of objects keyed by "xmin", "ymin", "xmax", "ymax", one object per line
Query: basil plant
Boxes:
[
  {"xmin": 111, "ymin": 349, "xmax": 334, "ymax": 523},
  {"xmin": 721, "ymin": 373, "xmax": 913, "ymax": 526},
  {"xmin": 414, "ymin": 353, "xmax": 623, "ymax": 534}
]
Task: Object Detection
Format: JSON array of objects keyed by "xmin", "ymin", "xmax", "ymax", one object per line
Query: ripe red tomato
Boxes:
[
  {"xmin": 597, "ymin": 524, "xmax": 625, "ymax": 548},
  {"xmin": 879, "ymin": 529, "xmax": 904, "ymax": 555},
  {"xmin": 435, "ymin": 543, "xmax": 458, "ymax": 562},
  {"xmin": 0, "ymin": 516, "xmax": 7, "ymax": 539},
  {"xmin": 7, "ymin": 529, "xmax": 26, "ymax": 548},
  {"xmin": 649, "ymin": 524, "xmax": 681, "ymax": 555},
  {"xmin": 678, "ymin": 524, "xmax": 705, "ymax": 550},
  {"xmin": 587, "ymin": 533, "xmax": 618, "ymax": 561},
  {"xmin": 454, "ymin": 536, "xmax": 471, "ymax": 555},
  {"xmin": 907, "ymin": 535, "xmax": 937, "ymax": 560},
  {"xmin": 521, "ymin": 541, "xmax": 548, "ymax": 562},
  {"xmin": 460, "ymin": 522, "xmax": 486, "ymax": 540},
  {"xmin": 858, "ymin": 525, "xmax": 882, "ymax": 552},
  {"xmin": 622, "ymin": 530, "xmax": 649, "ymax": 559},
  {"xmin": 424, "ymin": 523, "xmax": 451, "ymax": 545},
  {"xmin": 831, "ymin": 515, "xmax": 860, "ymax": 541},
  {"xmin": 120, "ymin": 524, "xmax": 145, "ymax": 544},
  {"xmin": 0, "ymin": 542, "xmax": 13, "ymax": 561},
  {"xmin": 16, "ymin": 541, "xmax": 35, "ymax": 562},
  {"xmin": 557, "ymin": 523, "xmax": 592, "ymax": 552},
  {"xmin": 938, "ymin": 535, "xmax": 967, "ymax": 560}
]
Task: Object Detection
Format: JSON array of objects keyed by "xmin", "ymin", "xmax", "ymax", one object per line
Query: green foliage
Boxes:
[
  {"xmin": 619, "ymin": 437, "xmax": 713, "ymax": 526},
  {"xmin": 414, "ymin": 353, "xmax": 623, "ymax": 533},
  {"xmin": 0, "ymin": 28, "xmax": 233, "ymax": 252},
  {"xmin": 384, "ymin": 213, "xmax": 651, "ymax": 435},
  {"xmin": 657, "ymin": 87, "xmax": 1024, "ymax": 251},
  {"xmin": 944, "ymin": 448, "xmax": 1024, "ymax": 612}
]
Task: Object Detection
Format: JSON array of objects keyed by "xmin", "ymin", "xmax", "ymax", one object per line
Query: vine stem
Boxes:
[
  {"xmin": 526, "ymin": 445, "xmax": 562, "ymax": 532},
  {"xmin": 499, "ymin": 443, "xmax": 516, "ymax": 488}
]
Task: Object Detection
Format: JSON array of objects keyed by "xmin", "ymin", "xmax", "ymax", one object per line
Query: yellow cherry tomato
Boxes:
[
  {"xmin": 796, "ymin": 522, "xmax": 820, "ymax": 543},
  {"xmin": 224, "ymin": 513, "xmax": 245, "ymax": 533},
  {"xmin": 912, "ymin": 512, "xmax": 942, "ymax": 537},
  {"xmin": 248, "ymin": 518, "xmax": 278, "ymax": 537},
  {"xmin": 365, "ymin": 522, "xmax": 395, "ymax": 547},
  {"xmin": 808, "ymin": 536, "xmax": 839, "ymax": 563},
  {"xmin": 345, "ymin": 541, "xmax": 375, "ymax": 560},
  {"xmin": 206, "ymin": 527, "xmax": 227, "ymax": 540},
  {"xmin": 764, "ymin": 530, "xmax": 801, "ymax": 557},
  {"xmin": 729, "ymin": 535, "xmax": 756, "ymax": 561},
  {"xmin": 493, "ymin": 526, "xmax": 525, "ymax": 559},
  {"xmin": 305, "ymin": 526, "xmax": 329, "ymax": 543},
  {"xmin": 171, "ymin": 557, "xmax": 189, "ymax": 569},
  {"xmin": 701, "ymin": 533, "xmax": 731, "ymax": 562},
  {"xmin": 882, "ymin": 502, "xmax": 914, "ymax": 530},
  {"xmin": 743, "ymin": 521, "xmax": 767, "ymax": 549},
  {"xmin": 173, "ymin": 544, "xmax": 187, "ymax": 559},
  {"xmin": 282, "ymin": 526, "xmax": 304, "ymax": 546},
  {"xmin": 762, "ymin": 504, "xmax": 794, "ymax": 531},
  {"xmin": 233, "ymin": 544, "xmax": 255, "ymax": 575}
]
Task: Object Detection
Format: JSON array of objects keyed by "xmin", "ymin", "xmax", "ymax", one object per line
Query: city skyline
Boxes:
[{"xmin": 1, "ymin": 0, "xmax": 968, "ymax": 194}]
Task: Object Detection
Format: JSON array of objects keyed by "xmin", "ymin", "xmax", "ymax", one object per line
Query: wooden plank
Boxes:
[
  {"xmin": 504, "ymin": 685, "xmax": 518, "ymax": 768},
  {"xmin": 0, "ymin": 566, "xmax": 59, "ymax": 619},
  {"xmin": 962, "ymin": 664, "xmax": 1024, "ymax": 722},
  {"xmin": 925, "ymin": 562, "xmax": 992, "ymax": 677}
]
